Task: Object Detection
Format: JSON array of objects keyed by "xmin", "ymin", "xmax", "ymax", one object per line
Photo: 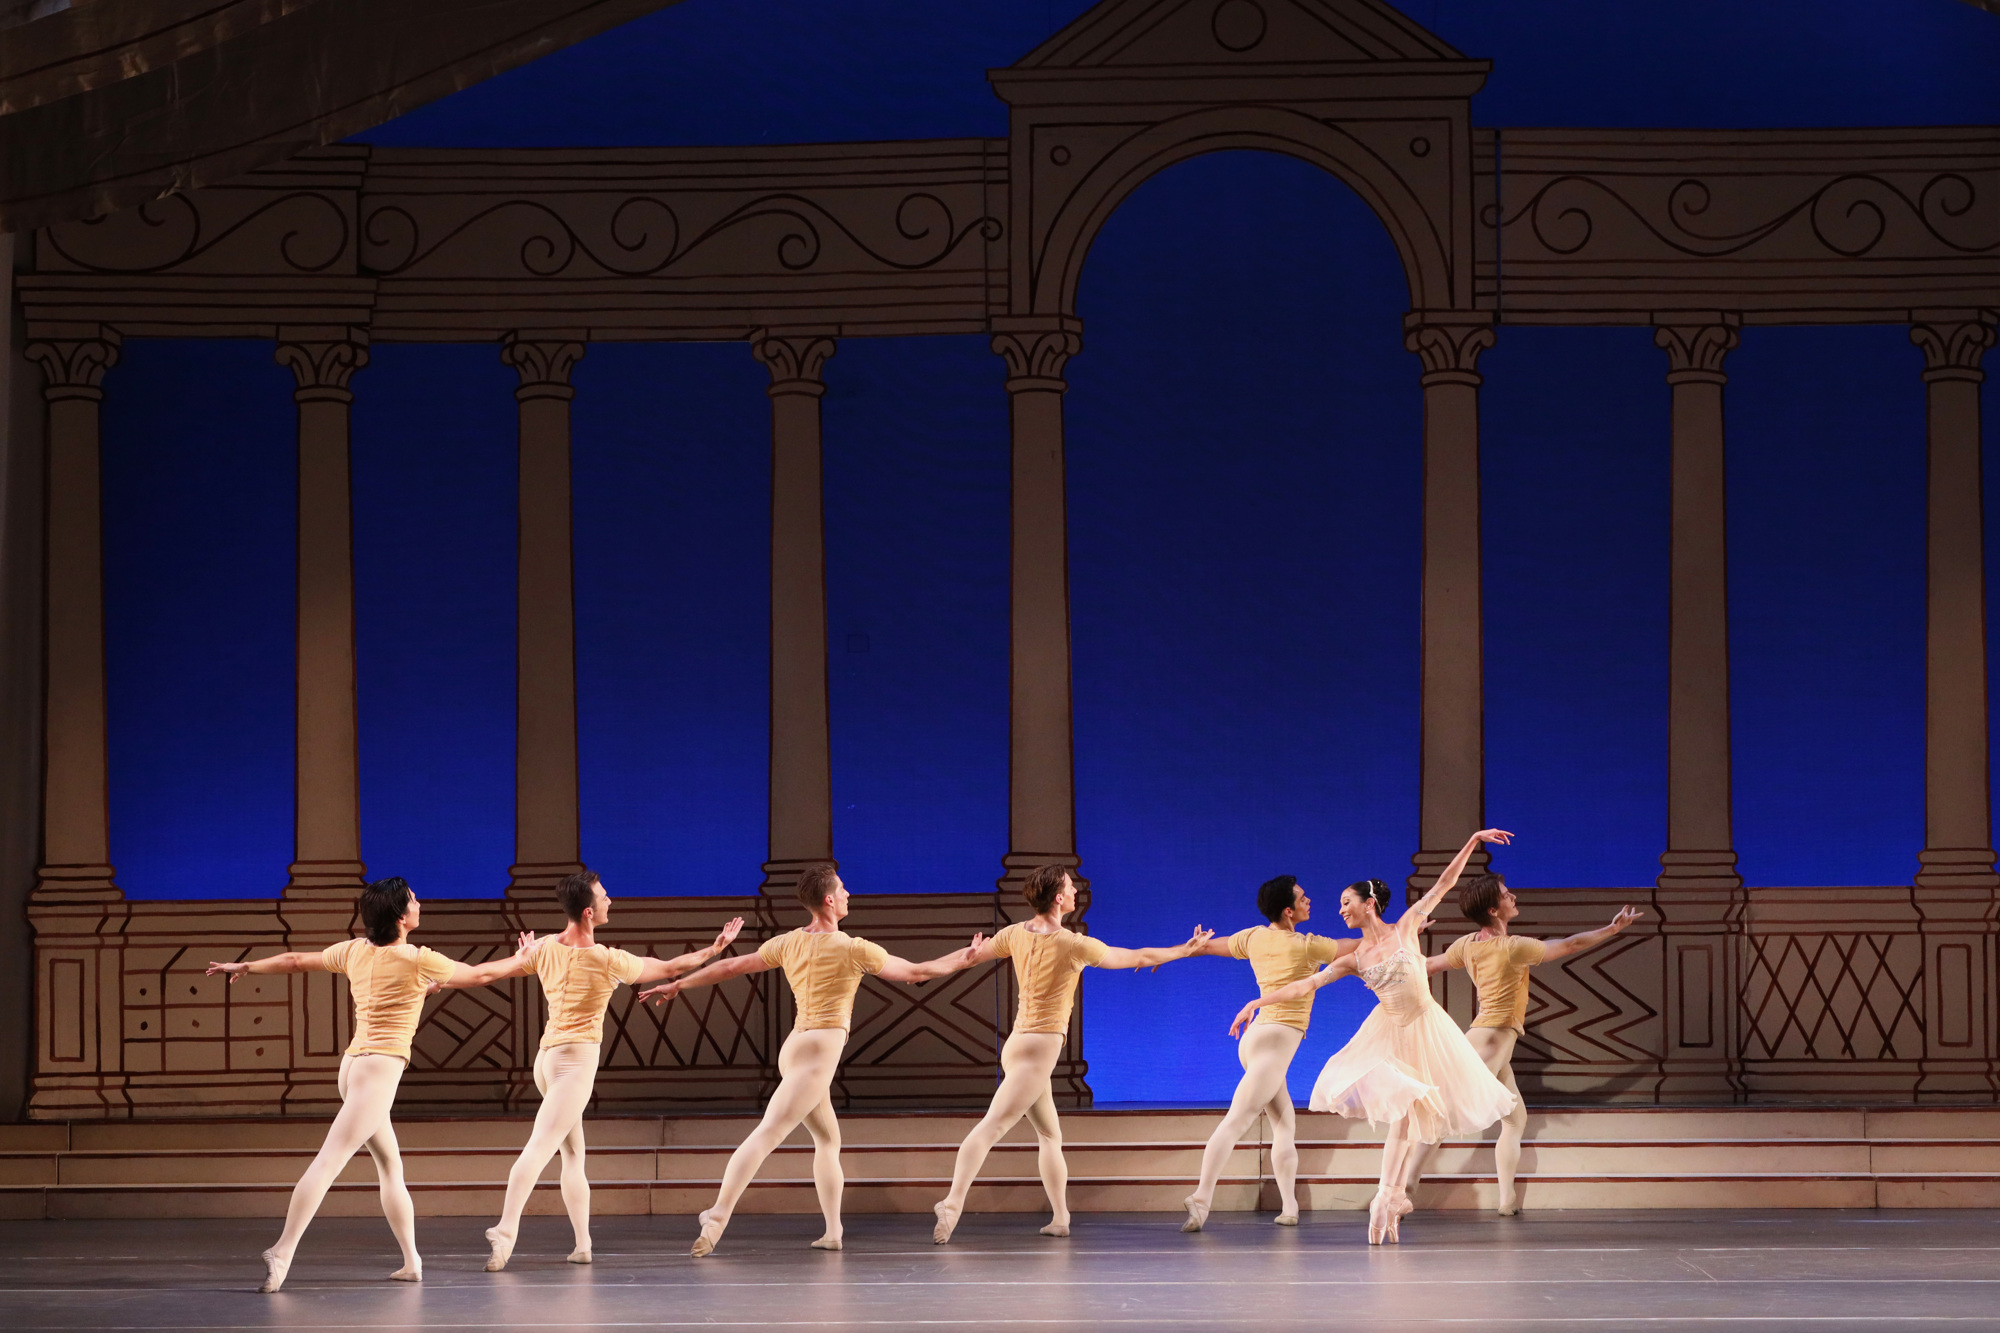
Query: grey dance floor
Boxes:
[{"xmin": 6, "ymin": 1210, "xmax": 2000, "ymax": 1331}]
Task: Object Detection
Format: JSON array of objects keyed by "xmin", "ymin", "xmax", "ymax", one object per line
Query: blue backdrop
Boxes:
[{"xmin": 95, "ymin": 0, "xmax": 2000, "ymax": 1102}]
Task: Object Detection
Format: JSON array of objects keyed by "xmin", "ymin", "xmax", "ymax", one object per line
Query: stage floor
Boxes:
[{"xmin": 5, "ymin": 1210, "xmax": 2000, "ymax": 1331}]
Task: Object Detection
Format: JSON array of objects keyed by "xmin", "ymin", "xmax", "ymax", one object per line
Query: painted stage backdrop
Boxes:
[{"xmin": 69, "ymin": 0, "xmax": 2000, "ymax": 1106}]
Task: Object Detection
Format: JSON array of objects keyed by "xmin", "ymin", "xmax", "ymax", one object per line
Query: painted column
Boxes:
[
  {"xmin": 1404, "ymin": 313, "xmax": 1495, "ymax": 893},
  {"xmin": 24, "ymin": 331, "xmax": 121, "ymax": 902},
  {"xmin": 753, "ymin": 331, "xmax": 837, "ymax": 897},
  {"xmin": 501, "ymin": 334, "xmax": 587, "ymax": 899},
  {"xmin": 277, "ymin": 331, "xmax": 369, "ymax": 899},
  {"xmin": 1655, "ymin": 316, "xmax": 1745, "ymax": 892},
  {"xmin": 991, "ymin": 316, "xmax": 1084, "ymax": 896},
  {"xmin": 1911, "ymin": 312, "xmax": 2000, "ymax": 889}
]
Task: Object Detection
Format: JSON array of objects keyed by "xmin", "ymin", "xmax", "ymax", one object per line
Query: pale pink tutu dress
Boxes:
[{"xmin": 1308, "ymin": 945, "xmax": 1517, "ymax": 1144}]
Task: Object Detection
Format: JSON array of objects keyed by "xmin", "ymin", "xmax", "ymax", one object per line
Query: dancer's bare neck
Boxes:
[
  {"xmin": 804, "ymin": 910, "xmax": 842, "ymax": 934},
  {"xmin": 1026, "ymin": 909, "xmax": 1068, "ymax": 935},
  {"xmin": 1476, "ymin": 920, "xmax": 1510, "ymax": 941},
  {"xmin": 558, "ymin": 918, "xmax": 595, "ymax": 949}
]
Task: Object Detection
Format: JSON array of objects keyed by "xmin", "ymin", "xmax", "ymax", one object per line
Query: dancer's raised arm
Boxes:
[
  {"xmin": 1228, "ymin": 955, "xmax": 1359, "ymax": 1036},
  {"xmin": 631, "ymin": 917, "xmax": 747, "ymax": 985},
  {"xmin": 876, "ymin": 933, "xmax": 989, "ymax": 983},
  {"xmin": 1540, "ymin": 905, "xmax": 1643, "ymax": 960},
  {"xmin": 429, "ymin": 932, "xmax": 541, "ymax": 991},
  {"xmin": 1401, "ymin": 829, "xmax": 1512, "ymax": 941},
  {"xmin": 637, "ymin": 949, "xmax": 768, "ymax": 1006},
  {"xmin": 1096, "ymin": 926, "xmax": 1214, "ymax": 971}
]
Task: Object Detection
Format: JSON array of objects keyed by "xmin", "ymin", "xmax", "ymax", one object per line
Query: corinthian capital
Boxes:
[
  {"xmin": 26, "ymin": 333, "xmax": 122, "ymax": 403},
  {"xmin": 1654, "ymin": 315, "xmax": 1742, "ymax": 386},
  {"xmin": 276, "ymin": 331, "xmax": 370, "ymax": 404},
  {"xmin": 1403, "ymin": 312, "xmax": 1495, "ymax": 386},
  {"xmin": 1910, "ymin": 312, "xmax": 1998, "ymax": 384},
  {"xmin": 501, "ymin": 334, "xmax": 585, "ymax": 402},
  {"xmin": 752, "ymin": 330, "xmax": 836, "ymax": 398},
  {"xmin": 991, "ymin": 315, "xmax": 1083, "ymax": 392}
]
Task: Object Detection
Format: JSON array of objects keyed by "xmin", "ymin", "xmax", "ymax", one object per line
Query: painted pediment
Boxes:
[{"xmin": 1013, "ymin": 0, "xmax": 1464, "ymax": 68}]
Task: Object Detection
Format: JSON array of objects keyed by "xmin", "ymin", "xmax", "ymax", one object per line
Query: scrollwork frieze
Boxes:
[
  {"xmin": 41, "ymin": 191, "xmax": 353, "ymax": 276},
  {"xmin": 360, "ymin": 189, "xmax": 1001, "ymax": 281},
  {"xmin": 1498, "ymin": 169, "xmax": 2000, "ymax": 265}
]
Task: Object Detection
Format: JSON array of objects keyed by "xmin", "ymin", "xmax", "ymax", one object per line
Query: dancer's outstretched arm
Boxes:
[
  {"xmin": 876, "ymin": 934, "xmax": 990, "ymax": 984},
  {"xmin": 632, "ymin": 917, "xmax": 747, "ymax": 986},
  {"xmin": 430, "ymin": 932, "xmax": 542, "ymax": 991},
  {"xmin": 1399, "ymin": 828, "xmax": 1513, "ymax": 944},
  {"xmin": 637, "ymin": 951, "xmax": 771, "ymax": 1006},
  {"xmin": 1227, "ymin": 955, "xmax": 1358, "ymax": 1036},
  {"xmin": 1538, "ymin": 906, "xmax": 1643, "ymax": 962},
  {"xmin": 1098, "ymin": 927, "xmax": 1215, "ymax": 971},
  {"xmin": 206, "ymin": 952, "xmax": 329, "ymax": 982}
]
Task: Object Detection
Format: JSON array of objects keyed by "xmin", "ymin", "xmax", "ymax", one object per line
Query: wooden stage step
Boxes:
[{"xmin": 3, "ymin": 1105, "xmax": 1997, "ymax": 1219}]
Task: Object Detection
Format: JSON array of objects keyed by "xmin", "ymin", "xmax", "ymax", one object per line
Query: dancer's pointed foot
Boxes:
[
  {"xmin": 1274, "ymin": 1209, "xmax": 1299, "ymax": 1226},
  {"xmin": 1383, "ymin": 1188, "xmax": 1408, "ymax": 1244},
  {"xmin": 690, "ymin": 1208, "xmax": 726, "ymax": 1258},
  {"xmin": 1496, "ymin": 1194, "xmax": 1520, "ymax": 1218},
  {"xmin": 567, "ymin": 1247, "xmax": 593, "ymax": 1265},
  {"xmin": 483, "ymin": 1227, "xmax": 514, "ymax": 1272},
  {"xmin": 932, "ymin": 1201, "xmax": 960, "ymax": 1245},
  {"xmin": 258, "ymin": 1248, "xmax": 291, "ymax": 1294},
  {"xmin": 1180, "ymin": 1194, "xmax": 1210, "ymax": 1233},
  {"xmin": 1366, "ymin": 1190, "xmax": 1390, "ymax": 1245},
  {"xmin": 1039, "ymin": 1220, "xmax": 1070, "ymax": 1238},
  {"xmin": 810, "ymin": 1231, "xmax": 842, "ymax": 1251},
  {"xmin": 389, "ymin": 1262, "xmax": 423, "ymax": 1282}
]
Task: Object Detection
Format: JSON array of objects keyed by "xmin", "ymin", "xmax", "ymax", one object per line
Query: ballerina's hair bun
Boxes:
[{"xmin": 1346, "ymin": 878, "xmax": 1391, "ymax": 916}]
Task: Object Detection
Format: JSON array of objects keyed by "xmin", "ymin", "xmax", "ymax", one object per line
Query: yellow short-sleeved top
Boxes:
[
  {"xmin": 1443, "ymin": 932, "xmax": 1549, "ymax": 1031},
  {"xmin": 758, "ymin": 929, "xmax": 889, "ymax": 1032},
  {"xmin": 992, "ymin": 923, "xmax": 1111, "ymax": 1036},
  {"xmin": 320, "ymin": 937, "xmax": 456, "ymax": 1061},
  {"xmin": 1226, "ymin": 926, "xmax": 1347, "ymax": 1031},
  {"xmin": 533, "ymin": 940, "xmax": 647, "ymax": 1047}
]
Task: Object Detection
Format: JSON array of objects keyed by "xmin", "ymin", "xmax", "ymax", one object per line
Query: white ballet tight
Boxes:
[
  {"xmin": 936, "ymin": 1031, "xmax": 1069, "ymax": 1235},
  {"xmin": 1402, "ymin": 1027, "xmax": 1527, "ymax": 1212},
  {"xmin": 489, "ymin": 1042, "xmax": 600, "ymax": 1262},
  {"xmin": 699, "ymin": 1027, "xmax": 847, "ymax": 1251},
  {"xmin": 1187, "ymin": 1023, "xmax": 1303, "ymax": 1218},
  {"xmin": 268, "ymin": 1053, "xmax": 419, "ymax": 1279}
]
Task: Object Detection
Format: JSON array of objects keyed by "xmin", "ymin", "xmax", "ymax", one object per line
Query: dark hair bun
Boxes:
[{"xmin": 1346, "ymin": 878, "xmax": 1391, "ymax": 915}]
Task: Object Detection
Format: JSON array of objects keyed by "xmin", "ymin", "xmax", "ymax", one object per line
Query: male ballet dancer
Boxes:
[
  {"xmin": 1405, "ymin": 873, "xmax": 1641, "ymax": 1214},
  {"xmin": 639, "ymin": 864, "xmax": 986, "ymax": 1255},
  {"xmin": 1179, "ymin": 874, "xmax": 1356, "ymax": 1230},
  {"xmin": 438, "ymin": 870, "xmax": 743, "ymax": 1268}
]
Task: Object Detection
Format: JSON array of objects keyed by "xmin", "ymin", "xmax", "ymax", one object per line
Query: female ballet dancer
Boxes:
[
  {"xmin": 931, "ymin": 864, "xmax": 1214, "ymax": 1244},
  {"xmin": 1400, "ymin": 875, "xmax": 1642, "ymax": 1215},
  {"xmin": 207, "ymin": 876, "xmax": 520, "ymax": 1292},
  {"xmin": 432, "ymin": 870, "xmax": 745, "ymax": 1270},
  {"xmin": 1228, "ymin": 829, "xmax": 1515, "ymax": 1244},
  {"xmin": 1178, "ymin": 875, "xmax": 1356, "ymax": 1232},
  {"xmin": 637, "ymin": 864, "xmax": 986, "ymax": 1256}
]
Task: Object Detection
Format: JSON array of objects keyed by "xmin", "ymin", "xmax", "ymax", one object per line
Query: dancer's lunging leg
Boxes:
[
  {"xmin": 1183, "ymin": 1023, "xmax": 1304, "ymax": 1230},
  {"xmin": 696, "ymin": 1027, "xmax": 847, "ymax": 1255},
  {"xmin": 485, "ymin": 1043, "xmax": 600, "ymax": 1269},
  {"xmin": 263, "ymin": 1053, "xmax": 419, "ymax": 1291},
  {"xmin": 799, "ymin": 1087, "xmax": 846, "ymax": 1250},
  {"xmin": 933, "ymin": 1031, "xmax": 1067, "ymax": 1242}
]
